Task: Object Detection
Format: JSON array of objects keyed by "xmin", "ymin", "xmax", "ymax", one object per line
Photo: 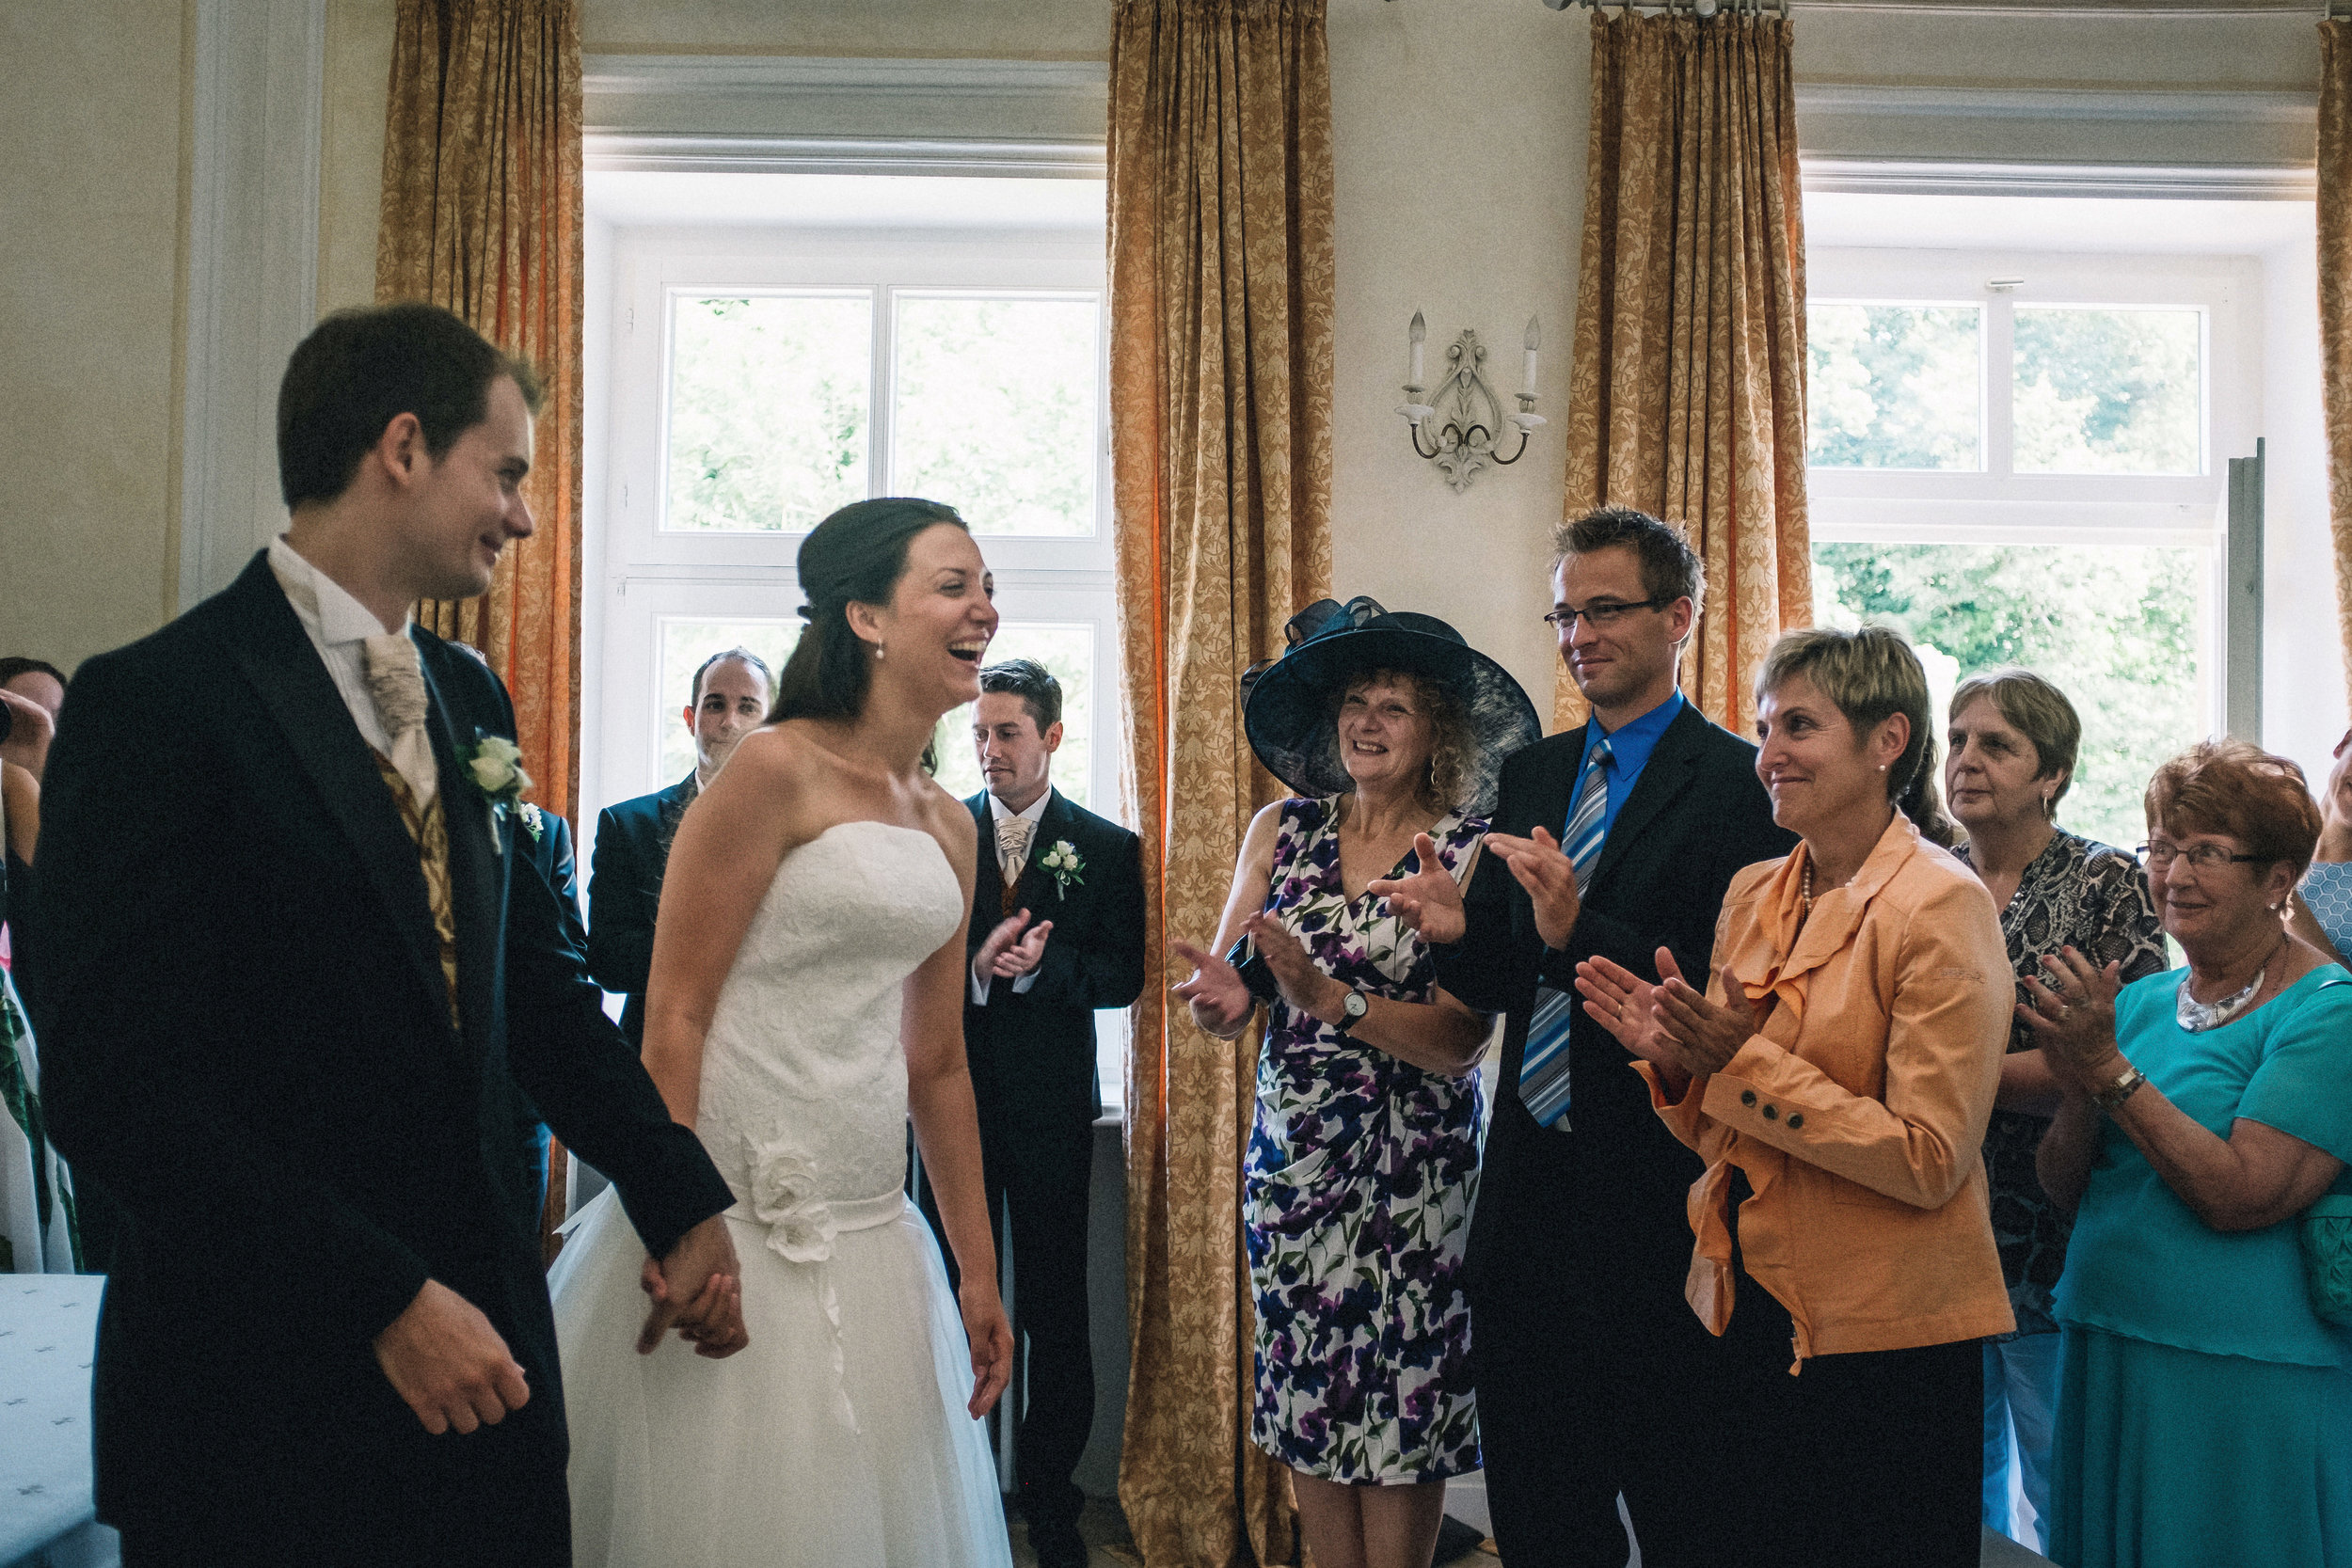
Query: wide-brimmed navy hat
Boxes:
[{"xmin": 1241, "ymin": 595, "xmax": 1540, "ymax": 817}]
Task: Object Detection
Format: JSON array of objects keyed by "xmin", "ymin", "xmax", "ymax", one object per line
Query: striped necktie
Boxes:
[{"xmin": 1516, "ymin": 736, "xmax": 1614, "ymax": 1129}]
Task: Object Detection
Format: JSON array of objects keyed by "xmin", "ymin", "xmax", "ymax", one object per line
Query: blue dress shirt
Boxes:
[{"xmin": 1570, "ymin": 688, "xmax": 1685, "ymax": 841}]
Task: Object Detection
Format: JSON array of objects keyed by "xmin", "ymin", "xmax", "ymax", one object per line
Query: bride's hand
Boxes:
[{"xmin": 961, "ymin": 1281, "xmax": 1014, "ymax": 1418}]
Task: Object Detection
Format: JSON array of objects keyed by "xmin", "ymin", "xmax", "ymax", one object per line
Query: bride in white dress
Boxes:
[{"xmin": 549, "ymin": 499, "xmax": 1017, "ymax": 1568}]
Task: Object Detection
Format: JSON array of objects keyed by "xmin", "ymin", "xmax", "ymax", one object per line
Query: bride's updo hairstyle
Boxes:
[{"xmin": 771, "ymin": 497, "xmax": 971, "ymax": 725}]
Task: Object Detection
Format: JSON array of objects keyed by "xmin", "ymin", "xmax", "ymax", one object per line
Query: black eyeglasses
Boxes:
[
  {"xmin": 1542, "ymin": 596, "xmax": 1672, "ymax": 630},
  {"xmin": 2137, "ymin": 841, "xmax": 2267, "ymax": 872}
]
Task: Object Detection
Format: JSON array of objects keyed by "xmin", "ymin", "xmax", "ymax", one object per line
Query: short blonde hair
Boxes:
[
  {"xmin": 1949, "ymin": 667, "xmax": 2082, "ymax": 806},
  {"xmin": 1756, "ymin": 625, "xmax": 1956, "ymax": 847}
]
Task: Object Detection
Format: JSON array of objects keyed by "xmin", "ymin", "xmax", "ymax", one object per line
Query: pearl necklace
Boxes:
[{"xmin": 1801, "ymin": 858, "xmax": 1814, "ymax": 917}]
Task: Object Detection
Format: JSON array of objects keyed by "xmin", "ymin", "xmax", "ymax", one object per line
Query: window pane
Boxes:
[
  {"xmin": 1806, "ymin": 304, "xmax": 1982, "ymax": 471},
  {"xmin": 930, "ymin": 624, "xmax": 1096, "ymax": 811},
  {"xmin": 1811, "ymin": 542, "xmax": 2202, "ymax": 852},
  {"xmin": 666, "ymin": 294, "xmax": 872, "ymax": 531},
  {"xmin": 2012, "ymin": 307, "xmax": 2201, "ymax": 475},
  {"xmin": 656, "ymin": 619, "xmax": 799, "ymax": 785},
  {"xmin": 892, "ymin": 295, "xmax": 1100, "ymax": 536}
]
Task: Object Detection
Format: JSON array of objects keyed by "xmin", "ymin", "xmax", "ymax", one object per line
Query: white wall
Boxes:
[{"xmin": 1327, "ymin": 0, "xmax": 1588, "ymax": 718}]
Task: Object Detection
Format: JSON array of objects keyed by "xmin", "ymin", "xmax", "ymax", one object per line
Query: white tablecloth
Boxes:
[{"xmin": 0, "ymin": 1277, "xmax": 113, "ymax": 1567}]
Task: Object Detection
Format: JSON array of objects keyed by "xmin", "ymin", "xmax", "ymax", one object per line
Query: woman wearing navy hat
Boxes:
[{"xmin": 1172, "ymin": 598, "xmax": 1540, "ymax": 1568}]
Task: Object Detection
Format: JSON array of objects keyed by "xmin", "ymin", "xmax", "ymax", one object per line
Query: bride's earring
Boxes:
[{"xmin": 874, "ymin": 641, "xmax": 885, "ymax": 662}]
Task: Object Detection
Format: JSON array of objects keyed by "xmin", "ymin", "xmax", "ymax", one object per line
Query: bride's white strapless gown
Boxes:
[{"xmin": 548, "ymin": 820, "xmax": 1012, "ymax": 1568}]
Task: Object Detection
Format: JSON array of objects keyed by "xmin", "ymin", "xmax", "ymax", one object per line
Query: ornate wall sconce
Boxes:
[{"xmin": 1396, "ymin": 312, "xmax": 1546, "ymax": 494}]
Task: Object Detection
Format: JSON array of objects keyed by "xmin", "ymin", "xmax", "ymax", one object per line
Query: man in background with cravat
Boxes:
[
  {"xmin": 923, "ymin": 658, "xmax": 1144, "ymax": 1568},
  {"xmin": 586, "ymin": 647, "xmax": 771, "ymax": 1050},
  {"xmin": 1375, "ymin": 508, "xmax": 1794, "ymax": 1568},
  {"xmin": 29, "ymin": 303, "xmax": 741, "ymax": 1565}
]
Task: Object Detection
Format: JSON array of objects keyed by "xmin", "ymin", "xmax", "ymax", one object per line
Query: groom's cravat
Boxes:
[
  {"xmin": 375, "ymin": 752, "xmax": 462, "ymax": 1028},
  {"xmin": 996, "ymin": 816, "xmax": 1035, "ymax": 898},
  {"xmin": 1516, "ymin": 736, "xmax": 1615, "ymax": 1130},
  {"xmin": 363, "ymin": 632, "xmax": 438, "ymax": 808}
]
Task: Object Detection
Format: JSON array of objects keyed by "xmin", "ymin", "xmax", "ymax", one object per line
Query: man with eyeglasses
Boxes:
[{"xmin": 1375, "ymin": 505, "xmax": 1794, "ymax": 1568}]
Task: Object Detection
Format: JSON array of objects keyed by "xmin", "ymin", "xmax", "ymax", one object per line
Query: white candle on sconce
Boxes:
[
  {"xmin": 1522, "ymin": 316, "xmax": 1541, "ymax": 397},
  {"xmin": 1408, "ymin": 310, "xmax": 1426, "ymax": 388}
]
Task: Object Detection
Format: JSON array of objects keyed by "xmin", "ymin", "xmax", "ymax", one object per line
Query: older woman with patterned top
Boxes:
[
  {"xmin": 2027, "ymin": 740, "xmax": 2352, "ymax": 1568},
  {"xmin": 1171, "ymin": 598, "xmax": 1537, "ymax": 1568},
  {"xmin": 1945, "ymin": 669, "xmax": 2166, "ymax": 1553},
  {"xmin": 2288, "ymin": 725, "xmax": 2352, "ymax": 966}
]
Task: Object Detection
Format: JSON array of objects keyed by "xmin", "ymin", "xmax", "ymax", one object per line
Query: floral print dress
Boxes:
[{"xmin": 1244, "ymin": 797, "xmax": 1487, "ymax": 1483}]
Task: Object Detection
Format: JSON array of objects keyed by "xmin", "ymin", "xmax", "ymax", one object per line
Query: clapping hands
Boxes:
[
  {"xmin": 1169, "ymin": 938, "xmax": 1253, "ymax": 1037},
  {"xmin": 974, "ymin": 909, "xmax": 1053, "ymax": 983},
  {"xmin": 2015, "ymin": 946, "xmax": 2127, "ymax": 1089},
  {"xmin": 1366, "ymin": 833, "xmax": 1468, "ymax": 945},
  {"xmin": 1574, "ymin": 946, "xmax": 1757, "ymax": 1084}
]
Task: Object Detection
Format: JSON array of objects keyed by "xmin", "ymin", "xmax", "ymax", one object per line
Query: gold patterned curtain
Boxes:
[
  {"xmin": 1561, "ymin": 10, "xmax": 1811, "ymax": 734},
  {"xmin": 377, "ymin": 0, "xmax": 584, "ymax": 823},
  {"xmin": 1106, "ymin": 1, "xmax": 1333, "ymax": 1562},
  {"xmin": 2319, "ymin": 19, "xmax": 2352, "ymax": 702},
  {"xmin": 376, "ymin": 0, "xmax": 583, "ymax": 1258}
]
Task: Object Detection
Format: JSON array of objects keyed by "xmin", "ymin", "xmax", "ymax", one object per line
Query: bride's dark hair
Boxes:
[{"xmin": 770, "ymin": 497, "xmax": 971, "ymax": 726}]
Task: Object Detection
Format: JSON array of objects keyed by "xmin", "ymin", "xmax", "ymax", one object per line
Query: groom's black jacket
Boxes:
[{"xmin": 29, "ymin": 553, "xmax": 733, "ymax": 1564}]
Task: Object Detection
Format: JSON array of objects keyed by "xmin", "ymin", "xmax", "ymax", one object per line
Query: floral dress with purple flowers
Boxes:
[{"xmin": 1244, "ymin": 796, "xmax": 1487, "ymax": 1483}]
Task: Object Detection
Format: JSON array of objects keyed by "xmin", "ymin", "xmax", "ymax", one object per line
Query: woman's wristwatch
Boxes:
[
  {"xmin": 2091, "ymin": 1062, "xmax": 2148, "ymax": 1114},
  {"xmin": 1332, "ymin": 987, "xmax": 1368, "ymax": 1036}
]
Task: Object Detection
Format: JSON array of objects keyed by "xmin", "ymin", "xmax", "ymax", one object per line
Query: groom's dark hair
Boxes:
[{"xmin": 278, "ymin": 302, "xmax": 545, "ymax": 509}]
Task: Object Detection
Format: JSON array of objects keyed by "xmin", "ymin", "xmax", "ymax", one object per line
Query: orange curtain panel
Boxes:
[
  {"xmin": 1561, "ymin": 10, "xmax": 1812, "ymax": 734},
  {"xmin": 1106, "ymin": 0, "xmax": 1335, "ymax": 1561},
  {"xmin": 2319, "ymin": 19, "xmax": 2352, "ymax": 704},
  {"xmin": 376, "ymin": 0, "xmax": 585, "ymax": 826}
]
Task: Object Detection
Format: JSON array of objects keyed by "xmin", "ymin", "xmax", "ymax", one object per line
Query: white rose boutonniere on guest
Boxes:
[
  {"xmin": 1037, "ymin": 839, "xmax": 1085, "ymax": 900},
  {"xmin": 461, "ymin": 732, "xmax": 532, "ymax": 842}
]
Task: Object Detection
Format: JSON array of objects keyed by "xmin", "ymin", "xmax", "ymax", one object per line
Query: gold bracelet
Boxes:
[{"xmin": 2091, "ymin": 1063, "xmax": 2147, "ymax": 1114}]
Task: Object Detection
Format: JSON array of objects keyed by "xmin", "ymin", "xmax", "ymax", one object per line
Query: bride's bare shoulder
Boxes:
[{"xmin": 914, "ymin": 775, "xmax": 979, "ymax": 873}]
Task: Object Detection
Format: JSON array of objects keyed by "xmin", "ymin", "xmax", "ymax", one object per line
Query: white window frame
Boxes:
[{"xmin": 1806, "ymin": 246, "xmax": 2260, "ymax": 739}]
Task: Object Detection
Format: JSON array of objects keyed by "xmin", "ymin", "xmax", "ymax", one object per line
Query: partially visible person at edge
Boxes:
[
  {"xmin": 1170, "ymin": 596, "xmax": 1538, "ymax": 1568},
  {"xmin": 2288, "ymin": 724, "xmax": 2352, "ymax": 967},
  {"xmin": 1944, "ymin": 668, "xmax": 2166, "ymax": 1554},
  {"xmin": 2026, "ymin": 739, "xmax": 2352, "ymax": 1568},
  {"xmin": 1370, "ymin": 508, "xmax": 1794, "ymax": 1568},
  {"xmin": 0, "ymin": 657, "xmax": 66, "ymax": 960},
  {"xmin": 1578, "ymin": 624, "xmax": 2015, "ymax": 1568},
  {"xmin": 586, "ymin": 648, "xmax": 773, "ymax": 1051}
]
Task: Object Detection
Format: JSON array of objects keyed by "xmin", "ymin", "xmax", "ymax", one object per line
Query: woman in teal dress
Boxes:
[{"xmin": 2020, "ymin": 739, "xmax": 2352, "ymax": 1568}]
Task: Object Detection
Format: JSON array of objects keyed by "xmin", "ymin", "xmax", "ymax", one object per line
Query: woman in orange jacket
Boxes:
[{"xmin": 1578, "ymin": 626, "xmax": 2014, "ymax": 1568}]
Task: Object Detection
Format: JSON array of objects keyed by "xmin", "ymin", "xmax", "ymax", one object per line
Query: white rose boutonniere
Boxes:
[
  {"xmin": 1037, "ymin": 839, "xmax": 1085, "ymax": 900},
  {"xmin": 516, "ymin": 800, "xmax": 546, "ymax": 844},
  {"xmin": 461, "ymin": 731, "xmax": 532, "ymax": 843}
]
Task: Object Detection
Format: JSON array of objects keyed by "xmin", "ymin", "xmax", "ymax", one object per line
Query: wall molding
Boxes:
[{"xmin": 179, "ymin": 0, "xmax": 326, "ymax": 610}]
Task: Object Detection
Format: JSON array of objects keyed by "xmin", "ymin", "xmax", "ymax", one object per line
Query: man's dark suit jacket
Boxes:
[
  {"xmin": 962, "ymin": 788, "xmax": 1147, "ymax": 1119},
  {"xmin": 1438, "ymin": 701, "xmax": 1795, "ymax": 1307},
  {"xmin": 585, "ymin": 772, "xmax": 694, "ymax": 1051},
  {"xmin": 28, "ymin": 554, "xmax": 733, "ymax": 1565}
]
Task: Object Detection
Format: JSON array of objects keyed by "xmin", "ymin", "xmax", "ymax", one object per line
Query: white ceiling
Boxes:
[
  {"xmin": 585, "ymin": 170, "xmax": 1107, "ymax": 231},
  {"xmin": 1804, "ymin": 191, "xmax": 2314, "ymax": 256}
]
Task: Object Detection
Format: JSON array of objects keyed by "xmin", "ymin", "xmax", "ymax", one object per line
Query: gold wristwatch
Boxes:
[{"xmin": 2091, "ymin": 1063, "xmax": 2147, "ymax": 1114}]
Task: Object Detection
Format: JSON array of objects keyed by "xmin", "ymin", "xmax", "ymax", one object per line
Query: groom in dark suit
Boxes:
[
  {"xmin": 922, "ymin": 658, "xmax": 1143, "ymax": 1568},
  {"xmin": 29, "ymin": 303, "xmax": 742, "ymax": 1568},
  {"xmin": 1376, "ymin": 508, "xmax": 1794, "ymax": 1568}
]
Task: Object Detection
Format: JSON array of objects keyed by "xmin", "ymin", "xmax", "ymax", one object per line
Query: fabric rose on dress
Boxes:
[{"xmin": 749, "ymin": 1144, "xmax": 836, "ymax": 1263}]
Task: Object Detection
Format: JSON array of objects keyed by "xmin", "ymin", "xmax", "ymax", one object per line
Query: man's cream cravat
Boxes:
[
  {"xmin": 996, "ymin": 816, "xmax": 1034, "ymax": 891},
  {"xmin": 363, "ymin": 633, "xmax": 438, "ymax": 808}
]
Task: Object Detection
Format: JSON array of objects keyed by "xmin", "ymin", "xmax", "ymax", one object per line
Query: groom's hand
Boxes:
[
  {"xmin": 373, "ymin": 1279, "xmax": 531, "ymax": 1435},
  {"xmin": 639, "ymin": 1214, "xmax": 747, "ymax": 1358}
]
